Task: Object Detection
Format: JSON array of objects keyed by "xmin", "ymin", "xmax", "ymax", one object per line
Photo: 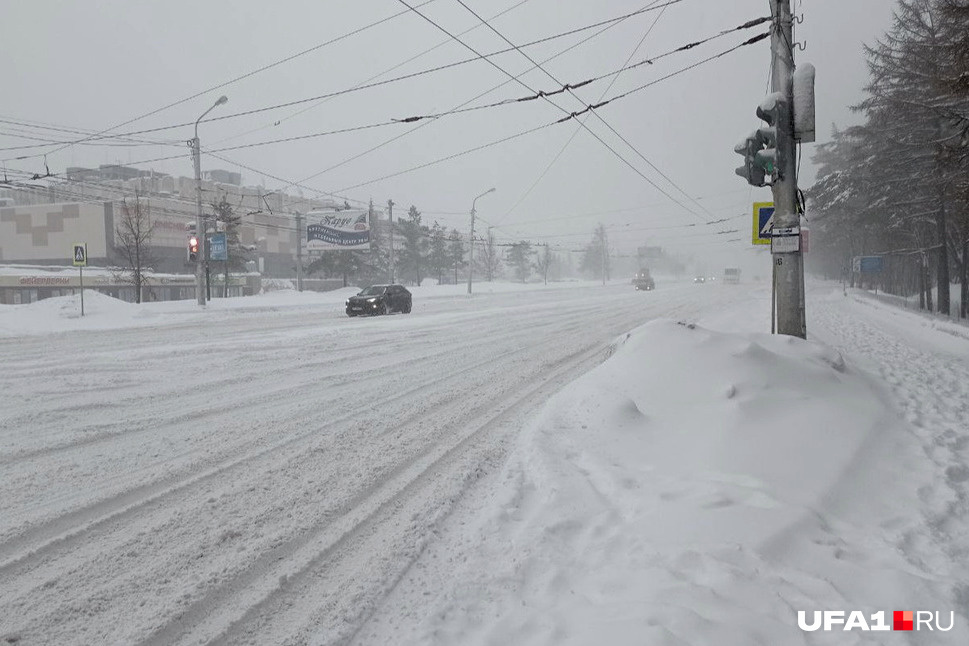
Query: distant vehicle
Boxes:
[
  {"xmin": 632, "ymin": 270, "xmax": 655, "ymax": 291},
  {"xmin": 724, "ymin": 268, "xmax": 741, "ymax": 284},
  {"xmin": 346, "ymin": 284, "xmax": 412, "ymax": 316},
  {"xmin": 693, "ymin": 276, "xmax": 706, "ymax": 284}
]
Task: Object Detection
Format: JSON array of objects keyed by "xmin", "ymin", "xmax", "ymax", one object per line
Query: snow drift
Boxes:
[{"xmin": 377, "ymin": 319, "xmax": 956, "ymax": 645}]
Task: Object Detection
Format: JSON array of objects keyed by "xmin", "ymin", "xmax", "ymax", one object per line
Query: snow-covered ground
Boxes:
[{"xmin": 1, "ymin": 279, "xmax": 966, "ymax": 644}]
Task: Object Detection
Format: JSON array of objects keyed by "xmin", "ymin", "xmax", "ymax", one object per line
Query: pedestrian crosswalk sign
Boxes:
[
  {"xmin": 752, "ymin": 202, "xmax": 774, "ymax": 245},
  {"xmin": 73, "ymin": 243, "xmax": 87, "ymax": 267}
]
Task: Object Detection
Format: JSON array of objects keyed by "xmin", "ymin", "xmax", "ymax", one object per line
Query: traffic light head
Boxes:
[
  {"xmin": 188, "ymin": 235, "xmax": 200, "ymax": 262},
  {"xmin": 734, "ymin": 133, "xmax": 767, "ymax": 187},
  {"xmin": 734, "ymin": 93, "xmax": 788, "ymax": 188}
]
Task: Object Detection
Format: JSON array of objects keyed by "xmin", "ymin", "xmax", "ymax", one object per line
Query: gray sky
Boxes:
[{"xmin": 1, "ymin": 0, "xmax": 896, "ymax": 269}]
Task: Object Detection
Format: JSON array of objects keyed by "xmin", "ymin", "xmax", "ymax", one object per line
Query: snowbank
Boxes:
[
  {"xmin": 0, "ymin": 279, "xmax": 622, "ymax": 337},
  {"xmin": 391, "ymin": 320, "xmax": 949, "ymax": 644}
]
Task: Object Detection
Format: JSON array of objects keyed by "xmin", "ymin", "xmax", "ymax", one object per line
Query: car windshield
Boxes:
[{"xmin": 359, "ymin": 286, "xmax": 386, "ymax": 296}]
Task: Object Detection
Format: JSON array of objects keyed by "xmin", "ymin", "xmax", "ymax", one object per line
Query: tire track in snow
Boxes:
[{"xmin": 0, "ymin": 285, "xmax": 717, "ymax": 645}]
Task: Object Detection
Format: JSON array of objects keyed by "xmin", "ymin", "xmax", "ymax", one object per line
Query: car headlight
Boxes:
[
  {"xmin": 345, "ymin": 299, "xmax": 349, "ymax": 306},
  {"xmin": 367, "ymin": 297, "xmax": 377, "ymax": 303}
]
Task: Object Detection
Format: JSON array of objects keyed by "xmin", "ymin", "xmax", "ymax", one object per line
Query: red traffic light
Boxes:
[{"xmin": 188, "ymin": 236, "xmax": 199, "ymax": 252}]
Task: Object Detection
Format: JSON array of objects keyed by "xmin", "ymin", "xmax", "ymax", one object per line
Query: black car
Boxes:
[
  {"xmin": 346, "ymin": 284, "xmax": 412, "ymax": 316},
  {"xmin": 632, "ymin": 271, "xmax": 655, "ymax": 291}
]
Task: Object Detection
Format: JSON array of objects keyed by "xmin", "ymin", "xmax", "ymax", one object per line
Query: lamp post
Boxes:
[
  {"xmin": 189, "ymin": 95, "xmax": 228, "ymax": 306},
  {"xmin": 467, "ymin": 187, "xmax": 495, "ymax": 295}
]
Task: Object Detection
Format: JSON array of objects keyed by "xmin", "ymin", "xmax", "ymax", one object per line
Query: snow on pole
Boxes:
[{"xmin": 793, "ymin": 63, "xmax": 816, "ymax": 143}]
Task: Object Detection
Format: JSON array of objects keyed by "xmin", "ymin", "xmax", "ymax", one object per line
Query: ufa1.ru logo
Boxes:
[{"xmin": 797, "ymin": 610, "xmax": 954, "ymax": 632}]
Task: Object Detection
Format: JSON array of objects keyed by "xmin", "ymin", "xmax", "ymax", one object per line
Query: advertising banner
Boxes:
[{"xmin": 306, "ymin": 210, "xmax": 370, "ymax": 251}]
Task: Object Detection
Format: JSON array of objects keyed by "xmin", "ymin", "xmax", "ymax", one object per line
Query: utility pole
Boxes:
[
  {"xmin": 190, "ymin": 95, "xmax": 227, "ymax": 307},
  {"xmin": 191, "ymin": 136, "xmax": 205, "ymax": 306},
  {"xmin": 600, "ymin": 238, "xmax": 606, "ymax": 286},
  {"xmin": 468, "ymin": 187, "xmax": 495, "ymax": 295},
  {"xmin": 295, "ymin": 211, "xmax": 303, "ymax": 292},
  {"xmin": 769, "ymin": 0, "xmax": 805, "ymax": 338},
  {"xmin": 387, "ymin": 199, "xmax": 395, "ymax": 283}
]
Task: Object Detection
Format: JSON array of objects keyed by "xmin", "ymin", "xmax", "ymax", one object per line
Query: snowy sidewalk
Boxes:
[{"xmin": 811, "ymin": 289, "xmax": 969, "ymax": 621}]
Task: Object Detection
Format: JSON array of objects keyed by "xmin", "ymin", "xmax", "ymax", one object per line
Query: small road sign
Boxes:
[
  {"xmin": 853, "ymin": 256, "xmax": 884, "ymax": 273},
  {"xmin": 208, "ymin": 233, "xmax": 228, "ymax": 261},
  {"xmin": 752, "ymin": 202, "xmax": 774, "ymax": 245},
  {"xmin": 72, "ymin": 243, "xmax": 88, "ymax": 267},
  {"xmin": 771, "ymin": 226, "xmax": 801, "ymax": 253}
]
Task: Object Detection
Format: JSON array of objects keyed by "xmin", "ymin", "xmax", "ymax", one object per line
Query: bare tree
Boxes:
[
  {"xmin": 534, "ymin": 243, "xmax": 553, "ymax": 285},
  {"xmin": 115, "ymin": 193, "xmax": 154, "ymax": 303},
  {"xmin": 480, "ymin": 228, "xmax": 502, "ymax": 281}
]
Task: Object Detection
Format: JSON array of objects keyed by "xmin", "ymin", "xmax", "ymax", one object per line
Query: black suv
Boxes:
[{"xmin": 346, "ymin": 284, "xmax": 412, "ymax": 316}]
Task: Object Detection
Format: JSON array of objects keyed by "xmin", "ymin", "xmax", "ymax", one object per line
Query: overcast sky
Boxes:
[{"xmin": 1, "ymin": 0, "xmax": 896, "ymax": 271}]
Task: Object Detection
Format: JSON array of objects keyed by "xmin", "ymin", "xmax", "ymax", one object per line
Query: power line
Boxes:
[
  {"xmin": 402, "ymin": 0, "xmax": 707, "ymax": 220},
  {"xmin": 28, "ymin": 0, "xmax": 440, "ymax": 160},
  {"xmin": 277, "ymin": 0, "xmax": 668, "ymax": 206},
  {"xmin": 211, "ymin": 0, "xmax": 535, "ymax": 147},
  {"xmin": 5, "ymin": 0, "xmax": 686, "ymax": 162},
  {"xmin": 453, "ymin": 0, "xmax": 768, "ymax": 222},
  {"xmin": 496, "ymin": 0, "xmax": 672, "ymax": 224},
  {"xmin": 4, "ymin": 31, "xmax": 764, "ymax": 210},
  {"xmin": 327, "ymin": 32, "xmax": 766, "ymax": 196}
]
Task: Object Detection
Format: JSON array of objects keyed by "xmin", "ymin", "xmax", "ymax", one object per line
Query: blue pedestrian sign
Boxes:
[
  {"xmin": 752, "ymin": 202, "xmax": 774, "ymax": 245},
  {"xmin": 853, "ymin": 256, "xmax": 884, "ymax": 273},
  {"xmin": 208, "ymin": 233, "xmax": 228, "ymax": 261}
]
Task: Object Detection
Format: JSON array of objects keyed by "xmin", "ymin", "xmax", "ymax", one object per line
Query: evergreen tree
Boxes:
[
  {"xmin": 505, "ymin": 241, "xmax": 532, "ymax": 283},
  {"xmin": 447, "ymin": 228, "xmax": 466, "ymax": 285},
  {"xmin": 211, "ymin": 194, "xmax": 248, "ymax": 297},
  {"xmin": 580, "ymin": 224, "xmax": 610, "ymax": 282},
  {"xmin": 427, "ymin": 221, "xmax": 449, "ymax": 284},
  {"xmin": 398, "ymin": 205, "xmax": 429, "ymax": 285}
]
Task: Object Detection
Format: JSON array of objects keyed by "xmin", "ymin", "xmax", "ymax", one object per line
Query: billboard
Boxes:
[{"xmin": 306, "ymin": 209, "xmax": 370, "ymax": 251}]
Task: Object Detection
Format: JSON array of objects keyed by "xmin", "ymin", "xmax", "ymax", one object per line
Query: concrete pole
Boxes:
[
  {"xmin": 191, "ymin": 135, "xmax": 205, "ymax": 306},
  {"xmin": 387, "ymin": 199, "xmax": 395, "ymax": 283},
  {"xmin": 467, "ymin": 208, "xmax": 476, "ymax": 295},
  {"xmin": 769, "ymin": 0, "xmax": 806, "ymax": 338},
  {"xmin": 468, "ymin": 188, "xmax": 495, "ymax": 295},
  {"xmin": 295, "ymin": 212, "xmax": 303, "ymax": 292},
  {"xmin": 191, "ymin": 96, "xmax": 227, "ymax": 307},
  {"xmin": 601, "ymin": 238, "xmax": 606, "ymax": 286}
]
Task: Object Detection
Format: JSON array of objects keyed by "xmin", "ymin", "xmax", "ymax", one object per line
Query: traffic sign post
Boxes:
[
  {"xmin": 752, "ymin": 202, "xmax": 774, "ymax": 245},
  {"xmin": 72, "ymin": 243, "xmax": 87, "ymax": 316}
]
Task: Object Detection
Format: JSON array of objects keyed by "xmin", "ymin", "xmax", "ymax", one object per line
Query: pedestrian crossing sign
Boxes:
[
  {"xmin": 752, "ymin": 202, "xmax": 774, "ymax": 245},
  {"xmin": 73, "ymin": 243, "xmax": 87, "ymax": 267}
]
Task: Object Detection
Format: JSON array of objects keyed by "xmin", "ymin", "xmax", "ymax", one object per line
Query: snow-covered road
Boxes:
[{"xmin": 0, "ymin": 281, "xmax": 741, "ymax": 645}]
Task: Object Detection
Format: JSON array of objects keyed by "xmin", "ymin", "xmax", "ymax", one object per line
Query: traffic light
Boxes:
[
  {"xmin": 734, "ymin": 92, "xmax": 786, "ymax": 187},
  {"xmin": 734, "ymin": 134, "xmax": 767, "ymax": 187},
  {"xmin": 188, "ymin": 235, "xmax": 200, "ymax": 262}
]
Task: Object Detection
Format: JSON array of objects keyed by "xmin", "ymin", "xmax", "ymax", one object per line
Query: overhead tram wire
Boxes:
[
  {"xmin": 496, "ymin": 0, "xmax": 671, "ymax": 226},
  {"xmin": 0, "ymin": 117, "xmax": 183, "ymax": 153},
  {"xmin": 28, "ymin": 0, "xmax": 441, "ymax": 161},
  {"xmin": 272, "ymin": 11, "xmax": 765, "ymax": 203},
  {"xmin": 5, "ymin": 31, "xmax": 767, "ymax": 207},
  {"xmin": 277, "ymin": 0, "xmax": 675, "ymax": 204},
  {"xmin": 399, "ymin": 0, "xmax": 707, "ymax": 222},
  {"xmin": 454, "ymin": 0, "xmax": 763, "ymax": 222},
  {"xmin": 212, "ymin": 0, "xmax": 535, "ymax": 147},
  {"xmin": 4, "ymin": 0, "xmax": 687, "ymax": 163},
  {"xmin": 331, "ymin": 26, "xmax": 767, "ymax": 197}
]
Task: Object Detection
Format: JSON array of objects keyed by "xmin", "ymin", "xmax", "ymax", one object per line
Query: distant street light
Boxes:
[
  {"xmin": 467, "ymin": 187, "xmax": 496, "ymax": 295},
  {"xmin": 190, "ymin": 95, "xmax": 228, "ymax": 306}
]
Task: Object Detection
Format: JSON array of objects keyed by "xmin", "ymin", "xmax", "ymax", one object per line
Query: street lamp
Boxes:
[
  {"xmin": 190, "ymin": 95, "xmax": 228, "ymax": 306},
  {"xmin": 468, "ymin": 187, "xmax": 495, "ymax": 295}
]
